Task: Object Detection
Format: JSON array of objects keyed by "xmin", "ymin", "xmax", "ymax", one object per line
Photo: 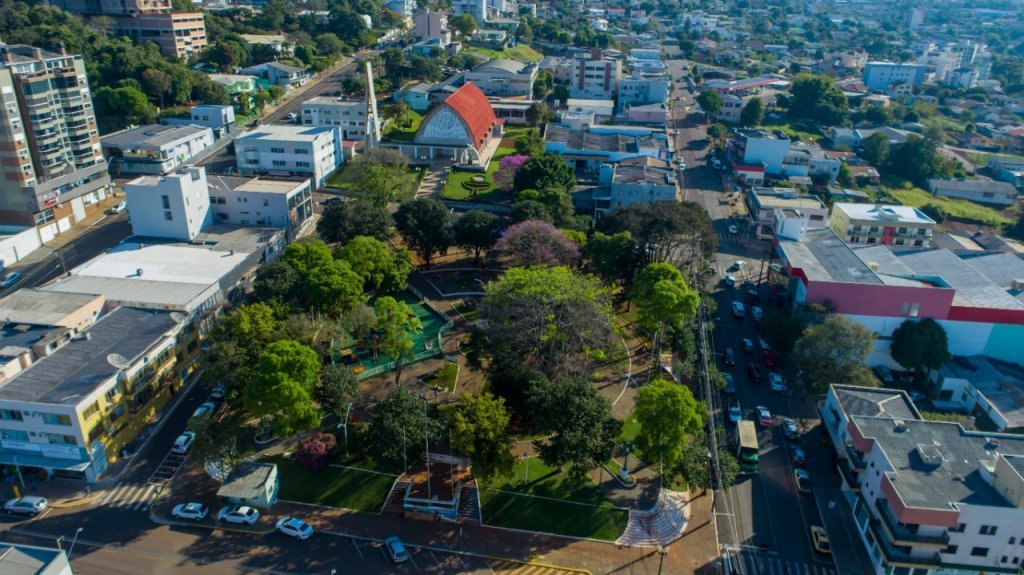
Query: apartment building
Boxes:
[
  {"xmin": 52, "ymin": 0, "xmax": 207, "ymax": 59},
  {"xmin": 746, "ymin": 188, "xmax": 828, "ymax": 239},
  {"xmin": 617, "ymin": 69, "xmax": 670, "ymax": 111},
  {"xmin": 300, "ymin": 97, "xmax": 367, "ymax": 140},
  {"xmin": 0, "ymin": 43, "xmax": 111, "ymax": 229},
  {"xmin": 822, "ymin": 384, "xmax": 1024, "ymax": 575},
  {"xmin": 413, "ymin": 10, "xmax": 452, "ymax": 44},
  {"xmin": 124, "ymin": 167, "xmax": 212, "ymax": 241},
  {"xmin": 463, "ymin": 59, "xmax": 538, "ymax": 97},
  {"xmin": 718, "ymin": 93, "xmax": 745, "ymax": 123},
  {"xmin": 863, "ymin": 62, "xmax": 929, "ymax": 91},
  {"xmin": 570, "ymin": 50, "xmax": 622, "ymax": 100},
  {"xmin": 829, "ymin": 203, "xmax": 936, "ymax": 247},
  {"xmin": 234, "ymin": 125, "xmax": 343, "ymax": 188},
  {"xmin": 101, "ymin": 124, "xmax": 215, "ymax": 176},
  {"xmin": 207, "ymin": 172, "xmax": 313, "ymax": 233}
]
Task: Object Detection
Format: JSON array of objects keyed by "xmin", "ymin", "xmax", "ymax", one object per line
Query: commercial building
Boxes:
[
  {"xmin": 570, "ymin": 51, "xmax": 622, "ymax": 100},
  {"xmin": 928, "ymin": 178, "xmax": 1020, "ymax": 206},
  {"xmin": 234, "ymin": 125, "xmax": 343, "ymax": 188},
  {"xmin": 822, "ymin": 384, "xmax": 1024, "ymax": 575},
  {"xmin": 617, "ymin": 69, "xmax": 670, "ymax": 111},
  {"xmin": 207, "ymin": 173, "xmax": 313, "ymax": 234},
  {"xmin": 730, "ymin": 129, "xmax": 806, "ymax": 177},
  {"xmin": 829, "ymin": 203, "xmax": 936, "ymax": 247},
  {"xmin": 987, "ymin": 157, "xmax": 1024, "ymax": 189},
  {"xmin": 0, "ymin": 44, "xmax": 111, "ymax": 229},
  {"xmin": 930, "ymin": 356, "xmax": 1024, "ymax": 431},
  {"xmin": 592, "ymin": 156, "xmax": 676, "ymax": 217},
  {"xmin": 463, "ymin": 59, "xmax": 538, "ymax": 97},
  {"xmin": 101, "ymin": 124, "xmax": 215, "ymax": 176},
  {"xmin": 123, "ymin": 167, "xmax": 212, "ymax": 241},
  {"xmin": 862, "ymin": 62, "xmax": 929, "ymax": 91},
  {"xmin": 544, "ymin": 123, "xmax": 672, "ymax": 171},
  {"xmin": 51, "ymin": 0, "xmax": 206, "ymax": 59},
  {"xmin": 0, "ymin": 543, "xmax": 72, "ymax": 574},
  {"xmin": 718, "ymin": 93, "xmax": 745, "ymax": 124},
  {"xmin": 0, "ymin": 289, "xmax": 104, "ymax": 332},
  {"xmin": 746, "ymin": 188, "xmax": 828, "ymax": 239},
  {"xmin": 300, "ymin": 97, "xmax": 368, "ymax": 140}
]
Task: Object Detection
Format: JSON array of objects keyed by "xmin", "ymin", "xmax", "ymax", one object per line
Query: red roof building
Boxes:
[{"xmin": 414, "ymin": 83, "xmax": 498, "ymax": 151}]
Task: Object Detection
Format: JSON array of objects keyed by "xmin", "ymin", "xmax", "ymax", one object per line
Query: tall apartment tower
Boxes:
[
  {"xmin": 0, "ymin": 43, "xmax": 110, "ymax": 227},
  {"xmin": 51, "ymin": 0, "xmax": 207, "ymax": 59}
]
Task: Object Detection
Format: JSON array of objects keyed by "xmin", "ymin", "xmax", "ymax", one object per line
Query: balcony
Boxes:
[
  {"xmin": 845, "ymin": 443, "xmax": 867, "ymax": 470},
  {"xmin": 837, "ymin": 457, "xmax": 860, "ymax": 491},
  {"xmin": 867, "ymin": 518, "xmax": 942, "ymax": 569},
  {"xmin": 874, "ymin": 499, "xmax": 950, "ymax": 547}
]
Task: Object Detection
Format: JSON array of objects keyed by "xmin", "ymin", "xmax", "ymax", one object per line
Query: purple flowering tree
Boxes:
[
  {"xmin": 492, "ymin": 154, "xmax": 529, "ymax": 191},
  {"xmin": 494, "ymin": 220, "xmax": 580, "ymax": 267}
]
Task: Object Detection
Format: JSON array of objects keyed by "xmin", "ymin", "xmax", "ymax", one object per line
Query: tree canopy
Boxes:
[
  {"xmin": 633, "ymin": 263, "xmax": 699, "ymax": 331},
  {"xmin": 446, "ymin": 392, "xmax": 514, "ymax": 481},
  {"xmin": 788, "ymin": 73, "xmax": 849, "ymax": 124},
  {"xmin": 634, "ymin": 379, "xmax": 705, "ymax": 472},
  {"xmin": 243, "ymin": 340, "xmax": 322, "ymax": 436},
  {"xmin": 890, "ymin": 318, "xmax": 950, "ymax": 372},
  {"xmin": 317, "ymin": 200, "xmax": 393, "ymax": 244},
  {"xmin": 394, "ymin": 198, "xmax": 453, "ymax": 268},
  {"xmin": 512, "ymin": 154, "xmax": 576, "ymax": 193},
  {"xmin": 740, "ymin": 97, "xmax": 765, "ymax": 127},
  {"xmin": 494, "ymin": 220, "xmax": 580, "ymax": 267},
  {"xmin": 453, "ymin": 210, "xmax": 503, "ymax": 264},
  {"xmin": 696, "ymin": 90, "xmax": 723, "ymax": 118},
  {"xmin": 529, "ymin": 378, "xmax": 620, "ymax": 479},
  {"xmin": 367, "ymin": 386, "xmax": 441, "ymax": 470},
  {"xmin": 794, "ymin": 315, "xmax": 878, "ymax": 393},
  {"xmin": 334, "ymin": 236, "xmax": 413, "ymax": 294},
  {"xmin": 373, "ymin": 296, "xmax": 422, "ymax": 384}
]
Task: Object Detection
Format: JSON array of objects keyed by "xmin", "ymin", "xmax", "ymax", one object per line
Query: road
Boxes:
[{"xmin": 664, "ymin": 56, "xmax": 842, "ymax": 575}]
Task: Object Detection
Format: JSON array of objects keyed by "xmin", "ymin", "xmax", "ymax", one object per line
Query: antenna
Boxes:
[{"xmin": 106, "ymin": 354, "xmax": 131, "ymax": 370}]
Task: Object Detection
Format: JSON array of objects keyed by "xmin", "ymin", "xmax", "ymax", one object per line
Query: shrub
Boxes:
[{"xmin": 296, "ymin": 432, "xmax": 338, "ymax": 471}]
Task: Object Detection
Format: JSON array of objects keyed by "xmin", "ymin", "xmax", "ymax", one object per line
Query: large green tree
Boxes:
[
  {"xmin": 596, "ymin": 202, "xmax": 717, "ymax": 271},
  {"xmin": 252, "ymin": 260, "xmax": 300, "ymax": 304},
  {"xmin": 861, "ymin": 131, "xmax": 890, "ymax": 167},
  {"xmin": 316, "ymin": 200, "xmax": 393, "ymax": 245},
  {"xmin": 696, "ymin": 90, "xmax": 723, "ymax": 119},
  {"xmin": 334, "ymin": 236, "xmax": 413, "ymax": 294},
  {"xmin": 453, "ymin": 210, "xmax": 503, "ymax": 264},
  {"xmin": 315, "ymin": 363, "xmax": 360, "ymax": 419},
  {"xmin": 585, "ymin": 231, "xmax": 639, "ymax": 288},
  {"xmin": 394, "ymin": 198, "xmax": 453, "ymax": 268},
  {"xmin": 307, "ymin": 260, "xmax": 365, "ymax": 313},
  {"xmin": 447, "ymin": 392, "xmax": 514, "ymax": 481},
  {"xmin": 634, "ymin": 379, "xmax": 705, "ymax": 472},
  {"xmin": 374, "ymin": 296, "xmax": 422, "ymax": 385},
  {"xmin": 632, "ymin": 263, "xmax": 699, "ymax": 331},
  {"xmin": 512, "ymin": 154, "xmax": 575, "ymax": 194},
  {"xmin": 243, "ymin": 340, "xmax": 321, "ymax": 436},
  {"xmin": 530, "ymin": 378, "xmax": 620, "ymax": 479},
  {"xmin": 794, "ymin": 315, "xmax": 878, "ymax": 393},
  {"xmin": 788, "ymin": 73, "xmax": 848, "ymax": 124},
  {"xmin": 367, "ymin": 386, "xmax": 441, "ymax": 470},
  {"xmin": 206, "ymin": 303, "xmax": 285, "ymax": 394},
  {"xmin": 740, "ymin": 97, "xmax": 765, "ymax": 127},
  {"xmin": 890, "ymin": 318, "xmax": 950, "ymax": 372}
]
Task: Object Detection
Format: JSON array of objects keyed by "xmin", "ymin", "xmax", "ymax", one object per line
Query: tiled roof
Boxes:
[
  {"xmin": 217, "ymin": 462, "xmax": 275, "ymax": 500},
  {"xmin": 443, "ymin": 83, "xmax": 497, "ymax": 147}
]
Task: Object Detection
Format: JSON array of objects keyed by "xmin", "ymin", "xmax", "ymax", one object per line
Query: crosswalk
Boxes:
[
  {"xmin": 488, "ymin": 559, "xmax": 583, "ymax": 575},
  {"xmin": 95, "ymin": 482, "xmax": 160, "ymax": 512},
  {"xmin": 725, "ymin": 550, "xmax": 835, "ymax": 575}
]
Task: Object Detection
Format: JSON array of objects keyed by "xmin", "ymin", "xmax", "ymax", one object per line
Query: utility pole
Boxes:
[{"xmin": 423, "ymin": 396, "xmax": 431, "ymax": 502}]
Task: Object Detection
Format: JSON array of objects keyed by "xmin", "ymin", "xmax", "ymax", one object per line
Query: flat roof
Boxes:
[
  {"xmin": 0, "ymin": 543, "xmax": 66, "ymax": 575},
  {"xmin": 883, "ymin": 249, "xmax": 1024, "ymax": 310},
  {"xmin": 778, "ymin": 227, "xmax": 883, "ymax": 284},
  {"xmin": 207, "ymin": 174, "xmax": 307, "ymax": 195},
  {"xmin": 101, "ymin": 124, "xmax": 212, "ymax": 151},
  {"xmin": 236, "ymin": 125, "xmax": 335, "ymax": 142},
  {"xmin": 0, "ymin": 307, "xmax": 178, "ymax": 406},
  {"xmin": 62, "ymin": 242, "xmax": 253, "ymax": 285},
  {"xmin": 833, "ymin": 202, "xmax": 935, "ymax": 225},
  {"xmin": 0, "ymin": 290, "xmax": 102, "ymax": 327},
  {"xmin": 750, "ymin": 189, "xmax": 826, "ymax": 210},
  {"xmin": 545, "ymin": 124, "xmax": 667, "ymax": 153},
  {"xmin": 940, "ymin": 356, "xmax": 1024, "ymax": 428}
]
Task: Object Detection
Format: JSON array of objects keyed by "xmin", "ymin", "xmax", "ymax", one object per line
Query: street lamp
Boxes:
[
  {"xmin": 522, "ymin": 451, "xmax": 530, "ymax": 485},
  {"xmin": 67, "ymin": 527, "xmax": 83, "ymax": 562},
  {"xmin": 656, "ymin": 545, "xmax": 669, "ymax": 575},
  {"xmin": 621, "ymin": 442, "xmax": 635, "ymax": 480}
]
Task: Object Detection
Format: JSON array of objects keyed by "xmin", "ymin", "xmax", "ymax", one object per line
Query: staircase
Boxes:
[
  {"xmin": 457, "ymin": 480, "xmax": 482, "ymax": 524},
  {"xmin": 614, "ymin": 490, "xmax": 690, "ymax": 547},
  {"xmin": 382, "ymin": 477, "xmax": 411, "ymax": 515}
]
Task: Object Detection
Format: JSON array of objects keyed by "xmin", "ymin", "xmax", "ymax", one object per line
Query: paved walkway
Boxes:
[{"xmin": 416, "ymin": 169, "xmax": 446, "ymax": 199}]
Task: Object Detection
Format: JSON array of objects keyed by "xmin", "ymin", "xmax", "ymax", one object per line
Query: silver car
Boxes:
[{"xmin": 4, "ymin": 496, "xmax": 48, "ymax": 516}]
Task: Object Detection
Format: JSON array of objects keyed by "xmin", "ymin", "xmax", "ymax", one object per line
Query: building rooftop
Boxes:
[
  {"xmin": 0, "ymin": 307, "xmax": 179, "ymax": 405},
  {"xmin": 207, "ymin": 174, "xmax": 307, "ymax": 195},
  {"xmin": 471, "ymin": 58, "xmax": 534, "ymax": 75},
  {"xmin": 876, "ymin": 249, "xmax": 1024, "ymax": 310},
  {"xmin": 833, "ymin": 202, "xmax": 935, "ymax": 225},
  {"xmin": 0, "ymin": 44, "xmax": 63, "ymax": 66},
  {"xmin": 928, "ymin": 178, "xmax": 1019, "ymax": 195},
  {"xmin": 750, "ymin": 188, "xmax": 826, "ymax": 210},
  {"xmin": 778, "ymin": 227, "xmax": 884, "ymax": 284},
  {"xmin": 217, "ymin": 461, "xmax": 276, "ymax": 500},
  {"xmin": 832, "ymin": 384, "xmax": 920, "ymax": 420},
  {"xmin": 940, "ymin": 356, "xmax": 1024, "ymax": 429},
  {"xmin": 236, "ymin": 125, "xmax": 335, "ymax": 142},
  {"xmin": 301, "ymin": 97, "xmax": 363, "ymax": 108},
  {"xmin": 0, "ymin": 290, "xmax": 102, "ymax": 327},
  {"xmin": 612, "ymin": 156, "xmax": 674, "ymax": 185},
  {"xmin": 0, "ymin": 543, "xmax": 68, "ymax": 575},
  {"xmin": 101, "ymin": 124, "xmax": 212, "ymax": 151},
  {"xmin": 545, "ymin": 124, "xmax": 666, "ymax": 154}
]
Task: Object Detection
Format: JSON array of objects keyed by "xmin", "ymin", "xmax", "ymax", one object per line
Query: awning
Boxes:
[{"xmin": 0, "ymin": 452, "xmax": 91, "ymax": 472}]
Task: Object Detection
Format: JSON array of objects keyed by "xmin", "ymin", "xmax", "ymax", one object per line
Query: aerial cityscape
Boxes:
[{"xmin": 0, "ymin": 0, "xmax": 1022, "ymax": 573}]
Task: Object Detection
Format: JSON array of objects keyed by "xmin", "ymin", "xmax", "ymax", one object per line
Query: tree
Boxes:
[
  {"xmin": 394, "ymin": 198, "xmax": 453, "ymax": 268},
  {"xmin": 494, "ymin": 220, "xmax": 580, "ymax": 267},
  {"xmin": 447, "ymin": 392, "xmax": 514, "ymax": 481},
  {"xmin": 282, "ymin": 240, "xmax": 334, "ymax": 280},
  {"xmin": 530, "ymin": 378, "xmax": 620, "ymax": 479},
  {"xmin": 514, "ymin": 129, "xmax": 546, "ymax": 157},
  {"xmin": 316, "ymin": 200, "xmax": 393, "ymax": 244},
  {"xmin": 206, "ymin": 303, "xmax": 285, "ymax": 394},
  {"xmin": 492, "ymin": 154, "xmax": 529, "ymax": 192},
  {"xmin": 706, "ymin": 123, "xmax": 728, "ymax": 144},
  {"xmin": 315, "ymin": 33, "xmax": 345, "ymax": 56},
  {"xmin": 357, "ymin": 163, "xmax": 413, "ymax": 206},
  {"xmin": 696, "ymin": 90, "xmax": 723, "ymax": 119},
  {"xmin": 510, "ymin": 199, "xmax": 553, "ymax": 224},
  {"xmin": 297, "ymin": 432, "xmax": 337, "ymax": 471},
  {"xmin": 634, "ymin": 379, "xmax": 705, "ymax": 472},
  {"xmin": 308, "ymin": 260, "xmax": 365, "ymax": 313},
  {"xmin": 454, "ymin": 210, "xmax": 503, "ymax": 264},
  {"xmin": 252, "ymin": 259, "xmax": 300, "ymax": 304},
  {"xmin": 334, "ymin": 236, "xmax": 413, "ymax": 293},
  {"xmin": 141, "ymin": 68, "xmax": 172, "ymax": 108},
  {"xmin": 189, "ymin": 412, "xmax": 251, "ymax": 477},
  {"xmin": 794, "ymin": 315, "xmax": 876, "ymax": 393},
  {"xmin": 449, "ymin": 13, "xmax": 478, "ymax": 39},
  {"xmin": 367, "ymin": 386, "xmax": 441, "ymax": 469},
  {"xmin": 374, "ymin": 296, "xmax": 422, "ymax": 385},
  {"xmin": 478, "ymin": 266, "xmax": 615, "ymax": 378},
  {"xmin": 886, "ymin": 135, "xmax": 942, "ymax": 185},
  {"xmin": 586, "ymin": 231, "xmax": 639, "ymax": 288},
  {"xmin": 243, "ymin": 340, "xmax": 321, "ymax": 437},
  {"xmin": 890, "ymin": 318, "xmax": 950, "ymax": 372},
  {"xmin": 596, "ymin": 202, "xmax": 717, "ymax": 270},
  {"xmin": 739, "ymin": 96, "xmax": 765, "ymax": 127},
  {"xmin": 93, "ymin": 86, "xmax": 157, "ymax": 132},
  {"xmin": 760, "ymin": 310, "xmax": 805, "ymax": 357},
  {"xmin": 632, "ymin": 263, "xmax": 699, "ymax": 331},
  {"xmin": 315, "ymin": 363, "xmax": 360, "ymax": 418},
  {"xmin": 837, "ymin": 162, "xmax": 853, "ymax": 186},
  {"xmin": 342, "ymin": 75, "xmax": 365, "ymax": 95},
  {"xmin": 861, "ymin": 131, "xmax": 890, "ymax": 167},
  {"xmin": 512, "ymin": 153, "xmax": 575, "ymax": 193},
  {"xmin": 516, "ymin": 188, "xmax": 574, "ymax": 226},
  {"xmin": 788, "ymin": 73, "xmax": 848, "ymax": 124},
  {"xmin": 526, "ymin": 102, "xmax": 553, "ymax": 126}
]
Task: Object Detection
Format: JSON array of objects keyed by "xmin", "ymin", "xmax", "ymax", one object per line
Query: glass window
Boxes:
[
  {"xmin": 0, "ymin": 428, "xmax": 29, "ymax": 441},
  {"xmin": 0, "ymin": 409, "xmax": 23, "ymax": 421},
  {"xmin": 971, "ymin": 547, "xmax": 990, "ymax": 557},
  {"xmin": 41, "ymin": 413, "xmax": 72, "ymax": 426}
]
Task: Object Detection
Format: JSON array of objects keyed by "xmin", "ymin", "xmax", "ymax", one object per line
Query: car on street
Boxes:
[
  {"xmin": 109, "ymin": 201, "xmax": 128, "ymax": 214},
  {"xmin": 742, "ymin": 338, "xmax": 754, "ymax": 353},
  {"xmin": 1, "ymin": 272, "xmax": 21, "ymax": 289},
  {"xmin": 769, "ymin": 263, "xmax": 785, "ymax": 274},
  {"xmin": 3, "ymin": 496, "xmax": 48, "ymax": 516},
  {"xmin": 732, "ymin": 260, "xmax": 746, "ymax": 271},
  {"xmin": 751, "ymin": 306, "xmax": 764, "ymax": 321},
  {"xmin": 756, "ymin": 406, "xmax": 772, "ymax": 426},
  {"xmin": 171, "ymin": 431, "xmax": 196, "ymax": 454},
  {"xmin": 794, "ymin": 468, "xmax": 813, "ymax": 495},
  {"xmin": 723, "ymin": 372, "xmax": 735, "ymax": 395},
  {"xmin": 791, "ymin": 444, "xmax": 806, "ymax": 465},
  {"xmin": 276, "ymin": 517, "xmax": 314, "ymax": 540},
  {"xmin": 385, "ymin": 536, "xmax": 409, "ymax": 563},
  {"xmin": 769, "ymin": 372, "xmax": 787, "ymax": 393},
  {"xmin": 747, "ymin": 363, "xmax": 764, "ymax": 382},
  {"xmin": 758, "ymin": 336, "xmax": 772, "ymax": 351},
  {"xmin": 724, "ymin": 274, "xmax": 736, "ymax": 287},
  {"xmin": 810, "ymin": 525, "xmax": 831, "ymax": 554},
  {"xmin": 874, "ymin": 365, "xmax": 895, "ymax": 384},
  {"xmin": 782, "ymin": 418, "xmax": 799, "ymax": 440},
  {"xmin": 728, "ymin": 224, "xmax": 738, "ymax": 234},
  {"xmin": 729, "ymin": 401, "xmax": 741, "ymax": 423},
  {"xmin": 763, "ymin": 350, "xmax": 778, "ymax": 368},
  {"xmin": 217, "ymin": 505, "xmax": 260, "ymax": 525},
  {"xmin": 192, "ymin": 401, "xmax": 218, "ymax": 420},
  {"xmin": 172, "ymin": 502, "xmax": 209, "ymax": 521},
  {"xmin": 723, "ymin": 347, "xmax": 735, "ymax": 366},
  {"xmin": 732, "ymin": 301, "xmax": 745, "ymax": 318},
  {"xmin": 210, "ymin": 384, "xmax": 226, "ymax": 400}
]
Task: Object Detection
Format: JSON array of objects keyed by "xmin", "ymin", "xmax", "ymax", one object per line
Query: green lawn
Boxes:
[
  {"xmin": 478, "ymin": 458, "xmax": 628, "ymax": 540},
  {"xmin": 462, "ymin": 44, "xmax": 543, "ymax": 62},
  {"xmin": 452, "ymin": 301, "xmax": 480, "ymax": 323},
  {"xmin": 441, "ymin": 147, "xmax": 517, "ymax": 202},
  {"xmin": 267, "ymin": 456, "xmax": 396, "ymax": 512},
  {"xmin": 761, "ymin": 117, "xmax": 822, "ymax": 143},
  {"xmin": 880, "ymin": 176, "xmax": 1012, "ymax": 225},
  {"xmin": 422, "ymin": 361, "xmax": 459, "ymax": 392},
  {"xmin": 383, "ymin": 108, "xmax": 423, "ymax": 142}
]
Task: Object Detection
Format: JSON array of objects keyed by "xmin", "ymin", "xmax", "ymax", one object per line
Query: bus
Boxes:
[{"xmin": 736, "ymin": 421, "xmax": 760, "ymax": 474}]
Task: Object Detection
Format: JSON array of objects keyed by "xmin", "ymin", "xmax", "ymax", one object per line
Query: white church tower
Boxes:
[{"xmin": 365, "ymin": 61, "xmax": 381, "ymax": 149}]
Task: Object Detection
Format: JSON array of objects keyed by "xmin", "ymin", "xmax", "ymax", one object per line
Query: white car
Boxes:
[
  {"xmin": 109, "ymin": 201, "xmax": 127, "ymax": 214},
  {"xmin": 752, "ymin": 306, "xmax": 764, "ymax": 321},
  {"xmin": 217, "ymin": 505, "xmax": 260, "ymax": 525},
  {"xmin": 733, "ymin": 260, "xmax": 746, "ymax": 271},
  {"xmin": 172, "ymin": 502, "xmax": 209, "ymax": 521},
  {"xmin": 210, "ymin": 384, "xmax": 226, "ymax": 400},
  {"xmin": 171, "ymin": 431, "xmax": 196, "ymax": 454},
  {"xmin": 757, "ymin": 405, "xmax": 772, "ymax": 426},
  {"xmin": 759, "ymin": 337, "xmax": 773, "ymax": 351},
  {"xmin": 732, "ymin": 301, "xmax": 745, "ymax": 317},
  {"xmin": 192, "ymin": 401, "xmax": 217, "ymax": 420},
  {"xmin": 794, "ymin": 468, "xmax": 812, "ymax": 495},
  {"xmin": 728, "ymin": 224, "xmax": 738, "ymax": 234},
  {"xmin": 385, "ymin": 536, "xmax": 409, "ymax": 563},
  {"xmin": 724, "ymin": 274, "xmax": 736, "ymax": 287},
  {"xmin": 769, "ymin": 372, "xmax": 787, "ymax": 393},
  {"xmin": 728, "ymin": 401, "xmax": 741, "ymax": 423},
  {"xmin": 3, "ymin": 496, "xmax": 48, "ymax": 516},
  {"xmin": 276, "ymin": 517, "xmax": 314, "ymax": 540}
]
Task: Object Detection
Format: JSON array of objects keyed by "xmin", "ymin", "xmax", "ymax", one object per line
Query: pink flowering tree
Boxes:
[
  {"xmin": 494, "ymin": 220, "xmax": 580, "ymax": 268},
  {"xmin": 492, "ymin": 154, "xmax": 529, "ymax": 191},
  {"xmin": 296, "ymin": 432, "xmax": 338, "ymax": 471}
]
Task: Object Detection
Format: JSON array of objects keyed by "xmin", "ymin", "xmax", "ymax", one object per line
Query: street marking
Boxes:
[
  {"xmin": 430, "ymin": 550, "xmax": 446, "ymax": 571},
  {"xmin": 350, "ymin": 538, "xmax": 366, "ymax": 561},
  {"xmin": 407, "ymin": 548, "xmax": 420, "ymax": 571}
]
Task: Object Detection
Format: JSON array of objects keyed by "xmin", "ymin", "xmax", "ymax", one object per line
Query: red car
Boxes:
[{"xmin": 763, "ymin": 350, "xmax": 778, "ymax": 368}]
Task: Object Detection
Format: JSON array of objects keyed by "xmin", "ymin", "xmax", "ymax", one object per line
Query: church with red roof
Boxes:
[{"xmin": 393, "ymin": 82, "xmax": 502, "ymax": 166}]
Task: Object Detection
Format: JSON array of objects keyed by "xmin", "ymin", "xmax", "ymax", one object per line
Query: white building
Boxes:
[
  {"xmin": 207, "ymin": 173, "xmax": 313, "ymax": 233},
  {"xmin": 463, "ymin": 59, "xmax": 539, "ymax": 97},
  {"xmin": 235, "ymin": 125, "xmax": 343, "ymax": 188},
  {"xmin": 124, "ymin": 167, "xmax": 212, "ymax": 241},
  {"xmin": 101, "ymin": 124, "xmax": 215, "ymax": 176},
  {"xmin": 300, "ymin": 97, "xmax": 368, "ymax": 140},
  {"xmin": 593, "ymin": 156, "xmax": 676, "ymax": 217},
  {"xmin": 930, "ymin": 356, "xmax": 1024, "ymax": 431},
  {"xmin": 617, "ymin": 69, "xmax": 670, "ymax": 112},
  {"xmin": 928, "ymin": 178, "xmax": 1020, "ymax": 206},
  {"xmin": 863, "ymin": 62, "xmax": 929, "ymax": 91},
  {"xmin": 570, "ymin": 51, "xmax": 622, "ymax": 100},
  {"xmin": 829, "ymin": 202, "xmax": 936, "ymax": 247},
  {"xmin": 718, "ymin": 93, "xmax": 745, "ymax": 124},
  {"xmin": 0, "ymin": 544, "xmax": 72, "ymax": 574},
  {"xmin": 451, "ymin": 0, "xmax": 485, "ymax": 23}
]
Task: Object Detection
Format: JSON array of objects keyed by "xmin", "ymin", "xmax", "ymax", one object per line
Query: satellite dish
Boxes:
[
  {"xmin": 170, "ymin": 312, "xmax": 187, "ymax": 324},
  {"xmin": 107, "ymin": 354, "xmax": 131, "ymax": 370}
]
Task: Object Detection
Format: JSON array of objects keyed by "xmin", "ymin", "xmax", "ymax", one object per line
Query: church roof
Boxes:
[{"xmin": 444, "ymin": 83, "xmax": 497, "ymax": 147}]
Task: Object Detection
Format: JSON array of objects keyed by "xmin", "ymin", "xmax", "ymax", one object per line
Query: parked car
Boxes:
[
  {"xmin": 732, "ymin": 301, "xmax": 746, "ymax": 318},
  {"xmin": 384, "ymin": 536, "xmax": 409, "ymax": 563},
  {"xmin": 742, "ymin": 338, "xmax": 754, "ymax": 353},
  {"xmin": 909, "ymin": 390, "xmax": 927, "ymax": 402},
  {"xmin": 723, "ymin": 347, "xmax": 735, "ymax": 366},
  {"xmin": 756, "ymin": 406, "xmax": 772, "ymax": 426},
  {"xmin": 276, "ymin": 517, "xmax": 314, "ymax": 540},
  {"xmin": 192, "ymin": 401, "xmax": 217, "ymax": 420},
  {"xmin": 794, "ymin": 468, "xmax": 812, "ymax": 495},
  {"xmin": 758, "ymin": 337, "xmax": 772, "ymax": 351},
  {"xmin": 732, "ymin": 260, "xmax": 746, "ymax": 271},
  {"xmin": 108, "ymin": 201, "xmax": 128, "ymax": 214},
  {"xmin": 0, "ymin": 272, "xmax": 21, "ymax": 289},
  {"xmin": 217, "ymin": 505, "xmax": 260, "ymax": 525},
  {"xmin": 747, "ymin": 363, "xmax": 764, "ymax": 382},
  {"xmin": 769, "ymin": 372, "xmax": 787, "ymax": 393},
  {"xmin": 728, "ymin": 224, "xmax": 738, "ymax": 234},
  {"xmin": 3, "ymin": 496, "xmax": 47, "ymax": 516},
  {"xmin": 810, "ymin": 525, "xmax": 831, "ymax": 554},
  {"xmin": 724, "ymin": 274, "xmax": 736, "ymax": 287},
  {"xmin": 874, "ymin": 365, "xmax": 895, "ymax": 385},
  {"xmin": 171, "ymin": 431, "xmax": 196, "ymax": 454},
  {"xmin": 210, "ymin": 384, "xmax": 226, "ymax": 400},
  {"xmin": 782, "ymin": 418, "xmax": 799, "ymax": 440},
  {"xmin": 723, "ymin": 373, "xmax": 735, "ymax": 395},
  {"xmin": 791, "ymin": 444, "xmax": 806, "ymax": 465},
  {"xmin": 763, "ymin": 350, "xmax": 778, "ymax": 369},
  {"xmin": 769, "ymin": 263, "xmax": 785, "ymax": 274},
  {"xmin": 729, "ymin": 401, "xmax": 742, "ymax": 423},
  {"xmin": 752, "ymin": 306, "xmax": 764, "ymax": 321},
  {"xmin": 172, "ymin": 502, "xmax": 209, "ymax": 521}
]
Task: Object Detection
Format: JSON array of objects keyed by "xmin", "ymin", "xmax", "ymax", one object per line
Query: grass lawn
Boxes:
[
  {"xmin": 478, "ymin": 458, "xmax": 628, "ymax": 540},
  {"xmin": 880, "ymin": 176, "xmax": 1012, "ymax": 225},
  {"xmin": 266, "ymin": 456, "xmax": 396, "ymax": 512},
  {"xmin": 462, "ymin": 45, "xmax": 543, "ymax": 62},
  {"xmin": 452, "ymin": 301, "xmax": 480, "ymax": 323},
  {"xmin": 383, "ymin": 108, "xmax": 423, "ymax": 142},
  {"xmin": 422, "ymin": 361, "xmax": 459, "ymax": 392},
  {"xmin": 761, "ymin": 117, "xmax": 822, "ymax": 143},
  {"xmin": 441, "ymin": 147, "xmax": 517, "ymax": 202}
]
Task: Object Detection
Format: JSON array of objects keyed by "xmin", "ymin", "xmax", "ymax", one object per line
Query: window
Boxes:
[
  {"xmin": 45, "ymin": 433, "xmax": 76, "ymax": 445},
  {"xmin": 295, "ymin": 148, "xmax": 309, "ymax": 154},
  {"xmin": 164, "ymin": 211, "xmax": 174, "ymax": 221},
  {"xmin": 951, "ymin": 523, "xmax": 966, "ymax": 533},
  {"xmin": 1012, "ymin": 537, "xmax": 1017, "ymax": 545},
  {"xmin": 81, "ymin": 402, "xmax": 99, "ymax": 420},
  {"xmin": 296, "ymin": 161, "xmax": 310, "ymax": 167},
  {"xmin": 0, "ymin": 409, "xmax": 23, "ymax": 421},
  {"xmin": 270, "ymin": 147, "xmax": 285, "ymax": 153},
  {"xmin": 981, "ymin": 525, "xmax": 998, "ymax": 536},
  {"xmin": 272, "ymin": 160, "xmax": 286, "ymax": 167},
  {"xmin": 971, "ymin": 547, "xmax": 990, "ymax": 557},
  {"xmin": 41, "ymin": 413, "xmax": 72, "ymax": 426},
  {"xmin": 943, "ymin": 545, "xmax": 958, "ymax": 555},
  {"xmin": 263, "ymin": 199, "xmax": 269, "ymax": 206},
  {"xmin": 0, "ymin": 428, "xmax": 29, "ymax": 441},
  {"xmin": 161, "ymin": 194, "xmax": 171, "ymax": 209}
]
